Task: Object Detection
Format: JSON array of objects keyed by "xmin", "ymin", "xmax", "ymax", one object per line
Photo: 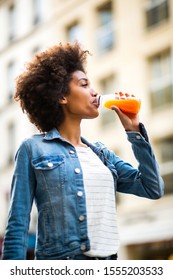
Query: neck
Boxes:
[{"xmin": 58, "ymin": 119, "xmax": 86, "ymax": 147}]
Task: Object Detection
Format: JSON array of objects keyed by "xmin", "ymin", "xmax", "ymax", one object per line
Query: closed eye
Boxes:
[
  {"xmin": 82, "ymin": 83, "xmax": 88, "ymax": 87},
  {"xmin": 79, "ymin": 77, "xmax": 90, "ymax": 88}
]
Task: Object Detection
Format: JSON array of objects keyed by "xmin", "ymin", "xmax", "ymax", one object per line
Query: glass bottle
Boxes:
[{"xmin": 99, "ymin": 92, "xmax": 141, "ymax": 114}]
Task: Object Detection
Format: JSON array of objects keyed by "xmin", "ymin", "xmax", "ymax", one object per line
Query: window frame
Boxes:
[
  {"xmin": 96, "ymin": 1, "xmax": 115, "ymax": 54},
  {"xmin": 145, "ymin": 0, "xmax": 169, "ymax": 28},
  {"xmin": 148, "ymin": 49, "xmax": 173, "ymax": 110}
]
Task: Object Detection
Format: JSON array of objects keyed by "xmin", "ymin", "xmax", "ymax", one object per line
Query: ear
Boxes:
[{"xmin": 58, "ymin": 96, "xmax": 67, "ymax": 105}]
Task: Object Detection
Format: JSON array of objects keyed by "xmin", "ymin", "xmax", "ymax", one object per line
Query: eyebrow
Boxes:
[{"xmin": 78, "ymin": 78, "xmax": 88, "ymax": 82}]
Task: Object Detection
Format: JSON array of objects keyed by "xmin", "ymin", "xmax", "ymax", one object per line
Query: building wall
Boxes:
[{"xmin": 0, "ymin": 0, "xmax": 173, "ymax": 259}]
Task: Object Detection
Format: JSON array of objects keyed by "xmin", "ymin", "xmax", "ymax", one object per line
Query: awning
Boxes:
[{"xmin": 118, "ymin": 195, "xmax": 173, "ymax": 245}]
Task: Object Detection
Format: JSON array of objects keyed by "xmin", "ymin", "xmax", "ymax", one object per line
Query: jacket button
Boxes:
[
  {"xmin": 80, "ymin": 244, "xmax": 86, "ymax": 251},
  {"xmin": 47, "ymin": 162, "xmax": 53, "ymax": 167},
  {"xmin": 77, "ymin": 191, "xmax": 83, "ymax": 197},
  {"xmin": 136, "ymin": 135, "xmax": 141, "ymax": 140},
  {"xmin": 75, "ymin": 168, "xmax": 80, "ymax": 174},
  {"xmin": 79, "ymin": 215, "xmax": 85, "ymax": 221},
  {"xmin": 69, "ymin": 150, "xmax": 75, "ymax": 154}
]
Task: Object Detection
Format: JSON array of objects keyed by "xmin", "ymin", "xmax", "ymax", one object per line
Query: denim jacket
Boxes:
[{"xmin": 2, "ymin": 125, "xmax": 164, "ymax": 260}]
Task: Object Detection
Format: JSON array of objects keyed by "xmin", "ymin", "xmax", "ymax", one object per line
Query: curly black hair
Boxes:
[{"xmin": 14, "ymin": 42, "xmax": 89, "ymax": 132}]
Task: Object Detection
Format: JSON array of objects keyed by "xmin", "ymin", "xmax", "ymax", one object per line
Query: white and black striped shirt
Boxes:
[{"xmin": 76, "ymin": 146, "xmax": 119, "ymax": 257}]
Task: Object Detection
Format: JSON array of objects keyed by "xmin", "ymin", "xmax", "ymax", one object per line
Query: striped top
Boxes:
[{"xmin": 76, "ymin": 146, "xmax": 120, "ymax": 257}]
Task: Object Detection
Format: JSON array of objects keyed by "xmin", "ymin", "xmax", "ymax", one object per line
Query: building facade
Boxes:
[{"xmin": 0, "ymin": 0, "xmax": 173, "ymax": 259}]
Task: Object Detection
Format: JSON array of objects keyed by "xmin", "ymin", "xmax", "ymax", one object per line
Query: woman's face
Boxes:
[{"xmin": 60, "ymin": 70, "xmax": 100, "ymax": 120}]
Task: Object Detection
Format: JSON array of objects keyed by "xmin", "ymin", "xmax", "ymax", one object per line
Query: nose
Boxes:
[{"xmin": 90, "ymin": 87, "xmax": 98, "ymax": 97}]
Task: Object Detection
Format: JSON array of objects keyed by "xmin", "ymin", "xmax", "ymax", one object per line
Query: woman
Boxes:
[{"xmin": 2, "ymin": 42, "xmax": 164, "ymax": 260}]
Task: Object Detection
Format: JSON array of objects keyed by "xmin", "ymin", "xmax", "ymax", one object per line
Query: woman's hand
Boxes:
[{"xmin": 111, "ymin": 92, "xmax": 140, "ymax": 132}]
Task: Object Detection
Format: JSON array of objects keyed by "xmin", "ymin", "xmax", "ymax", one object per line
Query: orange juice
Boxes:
[{"xmin": 100, "ymin": 93, "xmax": 141, "ymax": 114}]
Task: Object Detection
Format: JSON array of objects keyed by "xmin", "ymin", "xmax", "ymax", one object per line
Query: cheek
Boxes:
[{"xmin": 67, "ymin": 98, "xmax": 85, "ymax": 113}]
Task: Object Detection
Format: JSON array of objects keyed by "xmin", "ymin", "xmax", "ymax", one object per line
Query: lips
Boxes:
[{"xmin": 92, "ymin": 96, "xmax": 100, "ymax": 107}]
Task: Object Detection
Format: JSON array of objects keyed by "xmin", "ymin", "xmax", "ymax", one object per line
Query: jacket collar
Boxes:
[
  {"xmin": 43, "ymin": 128, "xmax": 105, "ymax": 153},
  {"xmin": 43, "ymin": 128, "xmax": 63, "ymax": 141}
]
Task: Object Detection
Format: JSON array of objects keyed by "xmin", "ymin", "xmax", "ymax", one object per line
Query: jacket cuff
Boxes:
[
  {"xmin": 126, "ymin": 123, "xmax": 149, "ymax": 143},
  {"xmin": 139, "ymin": 122, "xmax": 149, "ymax": 142}
]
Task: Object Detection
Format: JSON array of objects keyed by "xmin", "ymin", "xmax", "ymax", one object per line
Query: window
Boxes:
[
  {"xmin": 96, "ymin": 1, "xmax": 115, "ymax": 53},
  {"xmin": 33, "ymin": 0, "xmax": 42, "ymax": 25},
  {"xmin": 7, "ymin": 61, "xmax": 16, "ymax": 101},
  {"xmin": 149, "ymin": 50, "xmax": 173, "ymax": 109},
  {"xmin": 99, "ymin": 74, "xmax": 116, "ymax": 126},
  {"xmin": 66, "ymin": 21, "xmax": 83, "ymax": 43},
  {"xmin": 8, "ymin": 4, "xmax": 16, "ymax": 41},
  {"xmin": 145, "ymin": 0, "xmax": 169, "ymax": 28}
]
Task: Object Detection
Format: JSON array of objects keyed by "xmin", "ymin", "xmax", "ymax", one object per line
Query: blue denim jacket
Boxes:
[{"xmin": 2, "ymin": 125, "xmax": 164, "ymax": 259}]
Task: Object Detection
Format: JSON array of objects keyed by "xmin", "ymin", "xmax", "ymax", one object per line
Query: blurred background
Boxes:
[{"xmin": 0, "ymin": 0, "xmax": 173, "ymax": 260}]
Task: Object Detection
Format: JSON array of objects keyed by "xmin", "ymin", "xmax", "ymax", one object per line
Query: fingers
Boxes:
[
  {"xmin": 111, "ymin": 105, "xmax": 138, "ymax": 119},
  {"xmin": 114, "ymin": 92, "xmax": 136, "ymax": 100},
  {"xmin": 111, "ymin": 105, "xmax": 127, "ymax": 121},
  {"xmin": 111, "ymin": 105, "xmax": 125, "ymax": 118},
  {"xmin": 111, "ymin": 105, "xmax": 120, "ymax": 113}
]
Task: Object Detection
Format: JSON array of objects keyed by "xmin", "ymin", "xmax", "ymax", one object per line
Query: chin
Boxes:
[{"xmin": 85, "ymin": 112, "xmax": 99, "ymax": 119}]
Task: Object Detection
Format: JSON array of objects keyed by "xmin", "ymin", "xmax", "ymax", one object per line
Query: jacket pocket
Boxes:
[
  {"xmin": 37, "ymin": 205, "xmax": 65, "ymax": 251},
  {"xmin": 32, "ymin": 155, "xmax": 66, "ymax": 189},
  {"xmin": 32, "ymin": 155, "xmax": 64, "ymax": 169}
]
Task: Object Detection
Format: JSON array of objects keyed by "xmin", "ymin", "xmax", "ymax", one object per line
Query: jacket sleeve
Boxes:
[
  {"xmin": 2, "ymin": 142, "xmax": 36, "ymax": 260},
  {"xmin": 103, "ymin": 125, "xmax": 164, "ymax": 199}
]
